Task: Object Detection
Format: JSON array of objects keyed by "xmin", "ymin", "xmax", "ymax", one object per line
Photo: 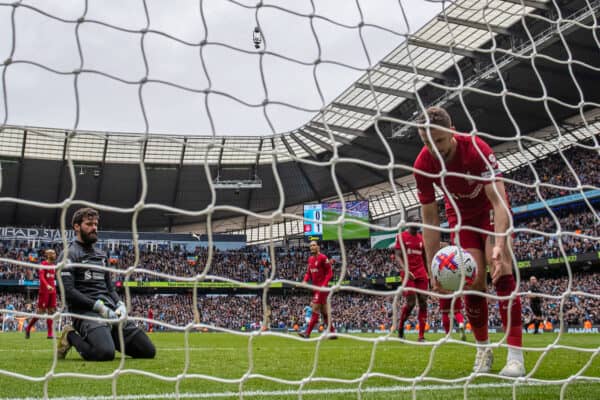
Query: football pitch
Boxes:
[
  {"xmin": 0, "ymin": 332, "xmax": 598, "ymax": 399},
  {"xmin": 322, "ymin": 210, "xmax": 369, "ymax": 240}
]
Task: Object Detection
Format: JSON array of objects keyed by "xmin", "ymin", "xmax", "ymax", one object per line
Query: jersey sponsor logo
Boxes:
[
  {"xmin": 310, "ymin": 268, "xmax": 319, "ymax": 273},
  {"xmin": 83, "ymin": 270, "xmax": 105, "ymax": 280},
  {"xmin": 407, "ymin": 249, "xmax": 423, "ymax": 255},
  {"xmin": 450, "ymin": 183, "xmax": 483, "ymax": 200}
]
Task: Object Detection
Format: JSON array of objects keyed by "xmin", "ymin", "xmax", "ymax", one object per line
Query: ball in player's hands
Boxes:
[{"xmin": 431, "ymin": 245, "xmax": 477, "ymax": 291}]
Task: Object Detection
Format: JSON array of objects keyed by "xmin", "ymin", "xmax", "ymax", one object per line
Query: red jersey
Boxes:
[
  {"xmin": 395, "ymin": 231, "xmax": 428, "ymax": 279},
  {"xmin": 39, "ymin": 260, "xmax": 56, "ymax": 293},
  {"xmin": 414, "ymin": 134, "xmax": 502, "ymax": 223},
  {"xmin": 303, "ymin": 253, "xmax": 332, "ymax": 287}
]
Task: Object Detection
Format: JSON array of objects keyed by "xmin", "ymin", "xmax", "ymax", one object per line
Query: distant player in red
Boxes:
[
  {"xmin": 298, "ymin": 241, "xmax": 335, "ymax": 339},
  {"xmin": 147, "ymin": 307, "xmax": 154, "ymax": 333},
  {"xmin": 440, "ymin": 296, "xmax": 467, "ymax": 341},
  {"xmin": 414, "ymin": 107, "xmax": 524, "ymax": 377},
  {"xmin": 25, "ymin": 249, "xmax": 57, "ymax": 339},
  {"xmin": 395, "ymin": 215, "xmax": 428, "ymax": 342}
]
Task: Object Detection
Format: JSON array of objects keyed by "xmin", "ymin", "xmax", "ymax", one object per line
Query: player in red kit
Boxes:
[
  {"xmin": 298, "ymin": 241, "xmax": 336, "ymax": 339},
  {"xmin": 414, "ymin": 107, "xmax": 524, "ymax": 377},
  {"xmin": 395, "ymin": 215, "xmax": 428, "ymax": 342},
  {"xmin": 440, "ymin": 296, "xmax": 467, "ymax": 341},
  {"xmin": 147, "ymin": 307, "xmax": 154, "ymax": 333},
  {"xmin": 25, "ymin": 249, "xmax": 57, "ymax": 339}
]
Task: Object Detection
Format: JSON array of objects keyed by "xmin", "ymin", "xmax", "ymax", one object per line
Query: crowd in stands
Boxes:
[
  {"xmin": 504, "ymin": 144, "xmax": 599, "ymax": 207},
  {"xmin": 0, "ymin": 143, "xmax": 597, "ymax": 286},
  {"xmin": 3, "ymin": 272, "xmax": 598, "ymax": 332},
  {"xmin": 513, "ymin": 206, "xmax": 599, "ymax": 260}
]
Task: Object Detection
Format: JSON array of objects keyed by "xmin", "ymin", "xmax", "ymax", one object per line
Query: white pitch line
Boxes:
[
  {"xmin": 0, "ymin": 347, "xmax": 238, "ymax": 353},
  {"xmin": 0, "ymin": 381, "xmax": 559, "ymax": 400}
]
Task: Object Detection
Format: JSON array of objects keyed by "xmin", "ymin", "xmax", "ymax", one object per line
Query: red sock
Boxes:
[
  {"xmin": 306, "ymin": 313, "xmax": 319, "ymax": 335},
  {"xmin": 322, "ymin": 312, "xmax": 335, "ymax": 332},
  {"xmin": 27, "ymin": 318, "xmax": 38, "ymax": 333},
  {"xmin": 47, "ymin": 319, "xmax": 53, "ymax": 337},
  {"xmin": 454, "ymin": 312, "xmax": 464, "ymax": 325},
  {"xmin": 465, "ymin": 294, "xmax": 488, "ymax": 342},
  {"xmin": 442, "ymin": 312, "xmax": 451, "ymax": 333},
  {"xmin": 418, "ymin": 309, "xmax": 427, "ymax": 339},
  {"xmin": 400, "ymin": 304, "xmax": 412, "ymax": 327},
  {"xmin": 496, "ymin": 275, "xmax": 522, "ymax": 347}
]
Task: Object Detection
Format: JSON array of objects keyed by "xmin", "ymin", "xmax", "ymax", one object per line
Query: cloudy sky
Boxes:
[{"xmin": 0, "ymin": 0, "xmax": 442, "ymax": 136}]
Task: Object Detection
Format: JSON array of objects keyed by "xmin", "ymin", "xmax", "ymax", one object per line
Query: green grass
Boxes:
[
  {"xmin": 0, "ymin": 331, "xmax": 599, "ymax": 399},
  {"xmin": 322, "ymin": 210, "xmax": 369, "ymax": 241}
]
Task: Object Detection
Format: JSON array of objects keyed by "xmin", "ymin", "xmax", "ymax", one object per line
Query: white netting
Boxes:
[{"xmin": 0, "ymin": 0, "xmax": 599, "ymax": 399}]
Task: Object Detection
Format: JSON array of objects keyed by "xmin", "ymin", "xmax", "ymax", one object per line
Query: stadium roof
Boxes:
[{"xmin": 1, "ymin": 0, "xmax": 599, "ymax": 239}]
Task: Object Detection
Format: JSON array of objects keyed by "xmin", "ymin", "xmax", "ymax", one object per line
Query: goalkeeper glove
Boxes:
[
  {"xmin": 93, "ymin": 299, "xmax": 117, "ymax": 319},
  {"xmin": 115, "ymin": 301, "xmax": 127, "ymax": 318}
]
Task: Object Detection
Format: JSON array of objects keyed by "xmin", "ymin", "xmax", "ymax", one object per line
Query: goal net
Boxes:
[{"xmin": 0, "ymin": 0, "xmax": 599, "ymax": 399}]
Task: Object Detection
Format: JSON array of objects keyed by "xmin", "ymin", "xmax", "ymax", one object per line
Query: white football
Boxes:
[{"xmin": 431, "ymin": 245, "xmax": 477, "ymax": 291}]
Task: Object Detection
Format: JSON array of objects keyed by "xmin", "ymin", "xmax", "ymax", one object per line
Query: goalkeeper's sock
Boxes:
[
  {"xmin": 306, "ymin": 313, "xmax": 319, "ymax": 335},
  {"xmin": 532, "ymin": 318, "xmax": 540, "ymax": 334},
  {"xmin": 417, "ymin": 309, "xmax": 427, "ymax": 339},
  {"xmin": 442, "ymin": 312, "xmax": 451, "ymax": 334},
  {"xmin": 465, "ymin": 294, "xmax": 488, "ymax": 342},
  {"xmin": 47, "ymin": 319, "xmax": 53, "ymax": 338},
  {"xmin": 496, "ymin": 274, "xmax": 523, "ymax": 347}
]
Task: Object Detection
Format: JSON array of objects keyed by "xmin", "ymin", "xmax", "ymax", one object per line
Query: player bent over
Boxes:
[
  {"xmin": 298, "ymin": 241, "xmax": 336, "ymax": 339},
  {"xmin": 395, "ymin": 216, "xmax": 428, "ymax": 342},
  {"xmin": 57, "ymin": 207, "xmax": 155, "ymax": 361},
  {"xmin": 414, "ymin": 107, "xmax": 525, "ymax": 377}
]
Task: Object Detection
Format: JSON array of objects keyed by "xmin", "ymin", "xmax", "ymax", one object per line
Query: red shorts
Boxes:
[
  {"xmin": 449, "ymin": 210, "xmax": 493, "ymax": 251},
  {"xmin": 38, "ymin": 291, "xmax": 57, "ymax": 309},
  {"xmin": 439, "ymin": 297, "xmax": 464, "ymax": 312},
  {"xmin": 311, "ymin": 290, "xmax": 330, "ymax": 305},
  {"xmin": 402, "ymin": 277, "xmax": 428, "ymax": 297}
]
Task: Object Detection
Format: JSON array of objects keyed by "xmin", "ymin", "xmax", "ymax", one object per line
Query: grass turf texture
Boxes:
[
  {"xmin": 322, "ymin": 210, "xmax": 369, "ymax": 241},
  {"xmin": 0, "ymin": 332, "xmax": 598, "ymax": 399}
]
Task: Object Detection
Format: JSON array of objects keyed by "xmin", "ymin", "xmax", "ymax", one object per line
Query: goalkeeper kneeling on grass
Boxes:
[{"xmin": 56, "ymin": 207, "xmax": 156, "ymax": 361}]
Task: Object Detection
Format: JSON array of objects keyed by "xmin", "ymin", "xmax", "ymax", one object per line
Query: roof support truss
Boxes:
[
  {"xmin": 437, "ymin": 15, "xmax": 515, "ymax": 36},
  {"xmin": 12, "ymin": 130, "xmax": 27, "ymax": 225},
  {"xmin": 310, "ymin": 121, "xmax": 368, "ymax": 137},
  {"xmin": 500, "ymin": 0, "xmax": 551, "ymax": 10},
  {"xmin": 297, "ymin": 130, "xmax": 335, "ymax": 153},
  {"xmin": 303, "ymin": 125, "xmax": 353, "ymax": 145},
  {"xmin": 330, "ymin": 102, "xmax": 389, "ymax": 117},
  {"xmin": 354, "ymin": 82, "xmax": 417, "ymax": 100},
  {"xmin": 379, "ymin": 61, "xmax": 452, "ymax": 81},
  {"xmin": 407, "ymin": 38, "xmax": 482, "ymax": 59}
]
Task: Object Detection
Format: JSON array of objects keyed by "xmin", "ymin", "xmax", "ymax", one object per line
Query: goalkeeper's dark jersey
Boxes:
[{"xmin": 58, "ymin": 240, "xmax": 120, "ymax": 315}]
